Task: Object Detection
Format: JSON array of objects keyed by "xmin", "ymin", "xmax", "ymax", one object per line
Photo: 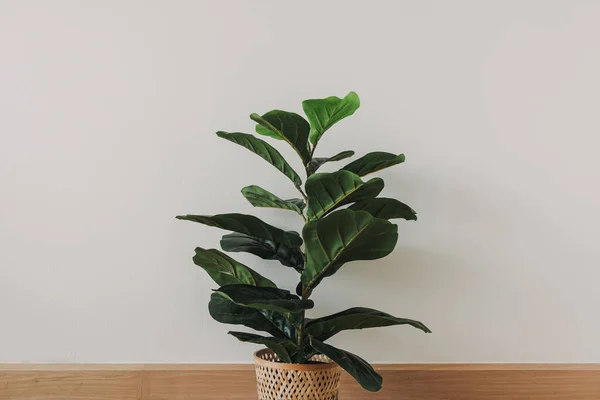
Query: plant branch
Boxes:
[
  {"xmin": 296, "ymin": 310, "xmax": 305, "ymax": 346},
  {"xmin": 296, "ymin": 290, "xmax": 310, "ymax": 346},
  {"xmin": 310, "ymin": 142, "xmax": 318, "ymax": 158},
  {"xmin": 295, "ymin": 185, "xmax": 308, "ymax": 202},
  {"xmin": 304, "ymin": 164, "xmax": 311, "ymax": 178},
  {"xmin": 295, "ymin": 145, "xmax": 315, "ymax": 350},
  {"xmin": 299, "ymin": 212, "xmax": 307, "ymax": 223},
  {"xmin": 302, "ymin": 286, "xmax": 312, "ymax": 299}
]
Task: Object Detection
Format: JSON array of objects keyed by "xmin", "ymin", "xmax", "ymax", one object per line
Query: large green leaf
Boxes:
[
  {"xmin": 308, "ymin": 150, "xmax": 355, "ymax": 174},
  {"xmin": 241, "ymin": 185, "xmax": 303, "ymax": 215},
  {"xmin": 305, "ymin": 170, "xmax": 384, "ymax": 220},
  {"xmin": 250, "ymin": 111, "xmax": 311, "ymax": 164},
  {"xmin": 302, "ymin": 92, "xmax": 360, "ymax": 145},
  {"xmin": 208, "ymin": 293, "xmax": 292, "ymax": 339},
  {"xmin": 342, "ymin": 152, "xmax": 405, "ymax": 177},
  {"xmin": 215, "ymin": 284, "xmax": 314, "ymax": 316},
  {"xmin": 216, "ymin": 131, "xmax": 302, "ymax": 186},
  {"xmin": 310, "ymin": 338, "xmax": 382, "ymax": 392},
  {"xmin": 193, "ymin": 248, "xmax": 276, "ymax": 288},
  {"xmin": 228, "ymin": 331, "xmax": 298, "ymax": 363},
  {"xmin": 348, "ymin": 198, "xmax": 417, "ymax": 221},
  {"xmin": 176, "ymin": 213, "xmax": 302, "ymax": 248},
  {"xmin": 305, "ymin": 307, "xmax": 431, "ymax": 341},
  {"xmin": 220, "ymin": 233, "xmax": 304, "ymax": 272},
  {"xmin": 301, "ymin": 209, "xmax": 398, "ymax": 293}
]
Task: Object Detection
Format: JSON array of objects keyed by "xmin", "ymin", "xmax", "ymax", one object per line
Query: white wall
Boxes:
[{"xmin": 1, "ymin": 0, "xmax": 600, "ymax": 363}]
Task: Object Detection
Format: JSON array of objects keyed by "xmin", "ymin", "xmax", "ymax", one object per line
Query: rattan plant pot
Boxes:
[{"xmin": 254, "ymin": 348, "xmax": 342, "ymax": 400}]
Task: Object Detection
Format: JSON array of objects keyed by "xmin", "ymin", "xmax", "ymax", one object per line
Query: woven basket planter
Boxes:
[{"xmin": 254, "ymin": 348, "xmax": 342, "ymax": 400}]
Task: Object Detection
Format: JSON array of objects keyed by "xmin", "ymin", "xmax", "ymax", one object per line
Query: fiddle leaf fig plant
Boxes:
[{"xmin": 177, "ymin": 92, "xmax": 430, "ymax": 392}]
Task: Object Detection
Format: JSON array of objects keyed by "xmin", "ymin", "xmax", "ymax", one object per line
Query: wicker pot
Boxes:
[{"xmin": 254, "ymin": 348, "xmax": 342, "ymax": 400}]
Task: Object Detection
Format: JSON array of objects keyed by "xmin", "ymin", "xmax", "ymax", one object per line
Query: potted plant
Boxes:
[{"xmin": 177, "ymin": 92, "xmax": 431, "ymax": 398}]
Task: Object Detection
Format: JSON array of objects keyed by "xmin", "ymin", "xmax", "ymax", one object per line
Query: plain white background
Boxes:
[{"xmin": 1, "ymin": 0, "xmax": 600, "ymax": 363}]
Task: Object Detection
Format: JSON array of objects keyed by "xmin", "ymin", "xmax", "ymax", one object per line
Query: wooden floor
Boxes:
[{"xmin": 1, "ymin": 364, "xmax": 600, "ymax": 399}]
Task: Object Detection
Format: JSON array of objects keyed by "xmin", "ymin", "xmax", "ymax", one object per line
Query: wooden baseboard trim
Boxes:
[{"xmin": 1, "ymin": 363, "xmax": 599, "ymax": 399}]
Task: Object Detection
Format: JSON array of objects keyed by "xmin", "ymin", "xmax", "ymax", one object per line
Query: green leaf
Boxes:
[
  {"xmin": 241, "ymin": 185, "xmax": 303, "ymax": 215},
  {"xmin": 286, "ymin": 198, "xmax": 306, "ymax": 211},
  {"xmin": 258, "ymin": 308, "xmax": 297, "ymax": 340},
  {"xmin": 302, "ymin": 92, "xmax": 360, "ymax": 145},
  {"xmin": 348, "ymin": 198, "xmax": 417, "ymax": 221},
  {"xmin": 309, "ymin": 338, "xmax": 383, "ymax": 392},
  {"xmin": 251, "ymin": 111, "xmax": 311, "ymax": 164},
  {"xmin": 305, "ymin": 307, "xmax": 431, "ymax": 341},
  {"xmin": 176, "ymin": 213, "xmax": 302, "ymax": 248},
  {"xmin": 208, "ymin": 293, "xmax": 292, "ymax": 339},
  {"xmin": 193, "ymin": 248, "xmax": 276, "ymax": 288},
  {"xmin": 308, "ymin": 150, "xmax": 355, "ymax": 174},
  {"xmin": 220, "ymin": 233, "xmax": 304, "ymax": 272},
  {"xmin": 323, "ymin": 150, "xmax": 355, "ymax": 161},
  {"xmin": 305, "ymin": 170, "xmax": 384, "ymax": 220},
  {"xmin": 228, "ymin": 331, "xmax": 298, "ymax": 363},
  {"xmin": 342, "ymin": 152, "xmax": 405, "ymax": 177},
  {"xmin": 216, "ymin": 131, "xmax": 302, "ymax": 186},
  {"xmin": 301, "ymin": 209, "xmax": 398, "ymax": 292},
  {"xmin": 215, "ymin": 284, "xmax": 314, "ymax": 315}
]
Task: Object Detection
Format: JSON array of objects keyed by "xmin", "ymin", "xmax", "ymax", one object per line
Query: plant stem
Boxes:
[
  {"xmin": 296, "ymin": 144, "xmax": 316, "ymax": 353},
  {"xmin": 305, "ymin": 143, "xmax": 318, "ymax": 178},
  {"xmin": 297, "ymin": 311, "xmax": 305, "ymax": 346},
  {"xmin": 295, "ymin": 185, "xmax": 308, "ymax": 202},
  {"xmin": 296, "ymin": 291, "xmax": 309, "ymax": 347}
]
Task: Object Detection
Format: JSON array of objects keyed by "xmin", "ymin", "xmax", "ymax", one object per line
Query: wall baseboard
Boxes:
[{"xmin": 1, "ymin": 364, "xmax": 599, "ymax": 399}]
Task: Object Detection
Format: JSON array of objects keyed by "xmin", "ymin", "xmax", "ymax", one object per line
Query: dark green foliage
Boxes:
[
  {"xmin": 241, "ymin": 185, "xmax": 304, "ymax": 215},
  {"xmin": 310, "ymin": 338, "xmax": 383, "ymax": 392},
  {"xmin": 216, "ymin": 131, "xmax": 303, "ymax": 186},
  {"xmin": 178, "ymin": 92, "xmax": 430, "ymax": 392},
  {"xmin": 305, "ymin": 307, "xmax": 432, "ymax": 341},
  {"xmin": 214, "ymin": 284, "xmax": 314, "ymax": 316},
  {"xmin": 301, "ymin": 209, "xmax": 398, "ymax": 292},
  {"xmin": 220, "ymin": 233, "xmax": 304, "ymax": 272},
  {"xmin": 208, "ymin": 293, "xmax": 292, "ymax": 339},
  {"xmin": 348, "ymin": 197, "xmax": 417, "ymax": 220},
  {"xmin": 342, "ymin": 152, "xmax": 406, "ymax": 177},
  {"xmin": 308, "ymin": 150, "xmax": 355, "ymax": 173},
  {"xmin": 251, "ymin": 110, "xmax": 311, "ymax": 164},
  {"xmin": 176, "ymin": 213, "xmax": 302, "ymax": 248},
  {"xmin": 305, "ymin": 170, "xmax": 384, "ymax": 220},
  {"xmin": 229, "ymin": 331, "xmax": 299, "ymax": 363},
  {"xmin": 193, "ymin": 248, "xmax": 276, "ymax": 287}
]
